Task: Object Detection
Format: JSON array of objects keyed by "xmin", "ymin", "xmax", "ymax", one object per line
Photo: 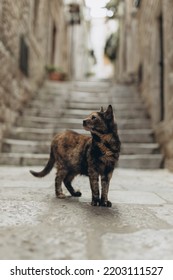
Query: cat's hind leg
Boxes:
[
  {"xmin": 63, "ymin": 173, "xmax": 81, "ymax": 197},
  {"xmin": 55, "ymin": 166, "xmax": 67, "ymax": 198}
]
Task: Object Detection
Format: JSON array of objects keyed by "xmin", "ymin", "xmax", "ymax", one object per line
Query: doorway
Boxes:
[
  {"xmin": 151, "ymin": 14, "xmax": 165, "ymax": 125},
  {"xmin": 51, "ymin": 23, "xmax": 57, "ymax": 64},
  {"xmin": 158, "ymin": 14, "xmax": 164, "ymax": 121}
]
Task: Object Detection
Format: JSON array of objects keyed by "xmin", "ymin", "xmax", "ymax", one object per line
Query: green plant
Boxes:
[
  {"xmin": 104, "ymin": 32, "xmax": 119, "ymax": 61},
  {"xmin": 85, "ymin": 72, "xmax": 95, "ymax": 77},
  {"xmin": 45, "ymin": 65, "xmax": 57, "ymax": 73},
  {"xmin": 45, "ymin": 65, "xmax": 65, "ymax": 74}
]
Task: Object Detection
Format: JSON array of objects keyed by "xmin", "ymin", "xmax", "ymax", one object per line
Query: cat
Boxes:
[{"xmin": 30, "ymin": 105, "xmax": 121, "ymax": 207}]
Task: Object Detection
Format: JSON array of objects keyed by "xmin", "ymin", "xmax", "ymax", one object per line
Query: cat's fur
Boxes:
[{"xmin": 30, "ymin": 105, "xmax": 121, "ymax": 207}]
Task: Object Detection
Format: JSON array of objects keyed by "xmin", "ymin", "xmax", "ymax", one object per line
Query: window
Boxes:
[
  {"xmin": 33, "ymin": 0, "xmax": 40, "ymax": 33},
  {"xmin": 19, "ymin": 35, "xmax": 29, "ymax": 77},
  {"xmin": 134, "ymin": 0, "xmax": 141, "ymax": 8}
]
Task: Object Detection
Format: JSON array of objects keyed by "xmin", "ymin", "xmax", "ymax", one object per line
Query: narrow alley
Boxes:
[{"xmin": 0, "ymin": 0, "xmax": 173, "ymax": 262}]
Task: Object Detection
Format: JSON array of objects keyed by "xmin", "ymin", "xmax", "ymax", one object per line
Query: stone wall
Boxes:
[
  {"xmin": 0, "ymin": 0, "xmax": 67, "ymax": 149},
  {"xmin": 156, "ymin": 0, "xmax": 173, "ymax": 171},
  {"xmin": 117, "ymin": 0, "xmax": 173, "ymax": 171}
]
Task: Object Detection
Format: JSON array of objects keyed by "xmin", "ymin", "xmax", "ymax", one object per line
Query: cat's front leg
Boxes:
[
  {"xmin": 88, "ymin": 171, "xmax": 100, "ymax": 206},
  {"xmin": 100, "ymin": 172, "xmax": 112, "ymax": 207}
]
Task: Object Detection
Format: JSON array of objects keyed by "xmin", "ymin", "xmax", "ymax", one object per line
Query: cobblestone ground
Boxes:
[{"xmin": 0, "ymin": 166, "xmax": 173, "ymax": 259}]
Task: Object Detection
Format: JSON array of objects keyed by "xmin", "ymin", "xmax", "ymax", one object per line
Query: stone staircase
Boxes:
[
  {"xmin": 111, "ymin": 84, "xmax": 163, "ymax": 168},
  {"xmin": 0, "ymin": 80, "xmax": 163, "ymax": 168}
]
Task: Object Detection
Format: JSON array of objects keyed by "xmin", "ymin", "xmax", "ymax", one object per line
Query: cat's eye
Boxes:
[{"xmin": 91, "ymin": 115, "xmax": 97, "ymax": 120}]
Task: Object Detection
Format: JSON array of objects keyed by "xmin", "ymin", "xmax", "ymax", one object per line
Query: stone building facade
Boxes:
[
  {"xmin": 64, "ymin": 0, "xmax": 91, "ymax": 80},
  {"xmin": 0, "ymin": 0, "xmax": 70, "ymax": 149},
  {"xmin": 117, "ymin": 0, "xmax": 173, "ymax": 171}
]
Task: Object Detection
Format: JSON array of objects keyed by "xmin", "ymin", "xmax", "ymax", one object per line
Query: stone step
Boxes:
[
  {"xmin": 68, "ymin": 102, "xmax": 144, "ymax": 110},
  {"xmin": 43, "ymin": 80, "xmax": 71, "ymax": 94},
  {"xmin": 0, "ymin": 153, "xmax": 49, "ymax": 166},
  {"xmin": 70, "ymin": 96, "xmax": 110, "ymax": 104},
  {"xmin": 24, "ymin": 108, "xmax": 62, "ymax": 117},
  {"xmin": 27, "ymin": 100, "xmax": 62, "ymax": 108},
  {"xmin": 72, "ymin": 93, "xmax": 110, "ymax": 99},
  {"xmin": 10, "ymin": 127, "xmax": 89, "ymax": 141},
  {"xmin": 2, "ymin": 139, "xmax": 50, "ymax": 154},
  {"xmin": 64, "ymin": 109, "xmax": 148, "ymax": 119},
  {"xmin": 73, "ymin": 80, "xmax": 110, "ymax": 87},
  {"xmin": 73, "ymin": 83, "xmax": 110, "ymax": 92},
  {"xmin": 45, "ymin": 80, "xmax": 71, "ymax": 88},
  {"xmin": 33, "ymin": 88, "xmax": 67, "ymax": 96},
  {"xmin": 118, "ymin": 154, "xmax": 163, "ymax": 169},
  {"xmin": 17, "ymin": 119, "xmax": 83, "ymax": 129},
  {"xmin": 28, "ymin": 98, "xmax": 66, "ymax": 107},
  {"xmin": 2, "ymin": 139, "xmax": 160, "ymax": 155},
  {"xmin": 17, "ymin": 116, "xmax": 81, "ymax": 128},
  {"xmin": 111, "ymin": 85, "xmax": 137, "ymax": 95},
  {"xmin": 10, "ymin": 127, "xmax": 154, "ymax": 143},
  {"xmin": 11, "ymin": 127, "xmax": 56, "ymax": 141},
  {"xmin": 118, "ymin": 119, "xmax": 151, "ymax": 129},
  {"xmin": 71, "ymin": 95, "xmax": 142, "ymax": 104},
  {"xmin": 71, "ymin": 84, "xmax": 139, "ymax": 95},
  {"xmin": 119, "ymin": 129, "xmax": 154, "ymax": 143},
  {"xmin": 26, "ymin": 100, "xmax": 144, "ymax": 111},
  {"xmin": 0, "ymin": 152, "xmax": 163, "ymax": 169},
  {"xmin": 69, "ymin": 97, "xmax": 143, "ymax": 105},
  {"xmin": 23, "ymin": 106, "xmax": 147, "ymax": 119},
  {"xmin": 17, "ymin": 116, "xmax": 151, "ymax": 130},
  {"xmin": 121, "ymin": 143, "xmax": 160, "ymax": 154},
  {"xmin": 112, "ymin": 91, "xmax": 139, "ymax": 98}
]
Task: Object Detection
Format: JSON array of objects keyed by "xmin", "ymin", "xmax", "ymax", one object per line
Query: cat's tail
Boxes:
[{"xmin": 30, "ymin": 146, "xmax": 55, "ymax": 178}]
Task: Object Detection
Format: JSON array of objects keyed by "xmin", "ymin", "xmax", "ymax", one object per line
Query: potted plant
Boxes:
[{"xmin": 45, "ymin": 65, "xmax": 67, "ymax": 81}]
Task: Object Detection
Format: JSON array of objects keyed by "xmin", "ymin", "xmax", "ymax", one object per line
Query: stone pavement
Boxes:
[{"xmin": 0, "ymin": 166, "xmax": 173, "ymax": 260}]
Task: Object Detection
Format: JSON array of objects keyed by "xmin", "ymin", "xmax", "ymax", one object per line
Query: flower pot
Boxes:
[{"xmin": 48, "ymin": 72, "xmax": 65, "ymax": 81}]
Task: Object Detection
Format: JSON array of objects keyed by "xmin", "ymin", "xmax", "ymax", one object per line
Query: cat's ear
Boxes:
[
  {"xmin": 104, "ymin": 105, "xmax": 113, "ymax": 119},
  {"xmin": 100, "ymin": 106, "xmax": 104, "ymax": 113}
]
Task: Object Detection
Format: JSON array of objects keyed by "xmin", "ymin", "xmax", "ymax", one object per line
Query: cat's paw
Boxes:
[
  {"xmin": 91, "ymin": 198, "xmax": 100, "ymax": 206},
  {"xmin": 100, "ymin": 199, "xmax": 112, "ymax": 207},
  {"xmin": 56, "ymin": 193, "xmax": 66, "ymax": 199},
  {"xmin": 73, "ymin": 191, "xmax": 82, "ymax": 197}
]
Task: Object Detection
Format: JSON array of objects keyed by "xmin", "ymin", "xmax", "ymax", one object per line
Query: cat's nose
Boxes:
[{"xmin": 83, "ymin": 120, "xmax": 86, "ymax": 126}]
